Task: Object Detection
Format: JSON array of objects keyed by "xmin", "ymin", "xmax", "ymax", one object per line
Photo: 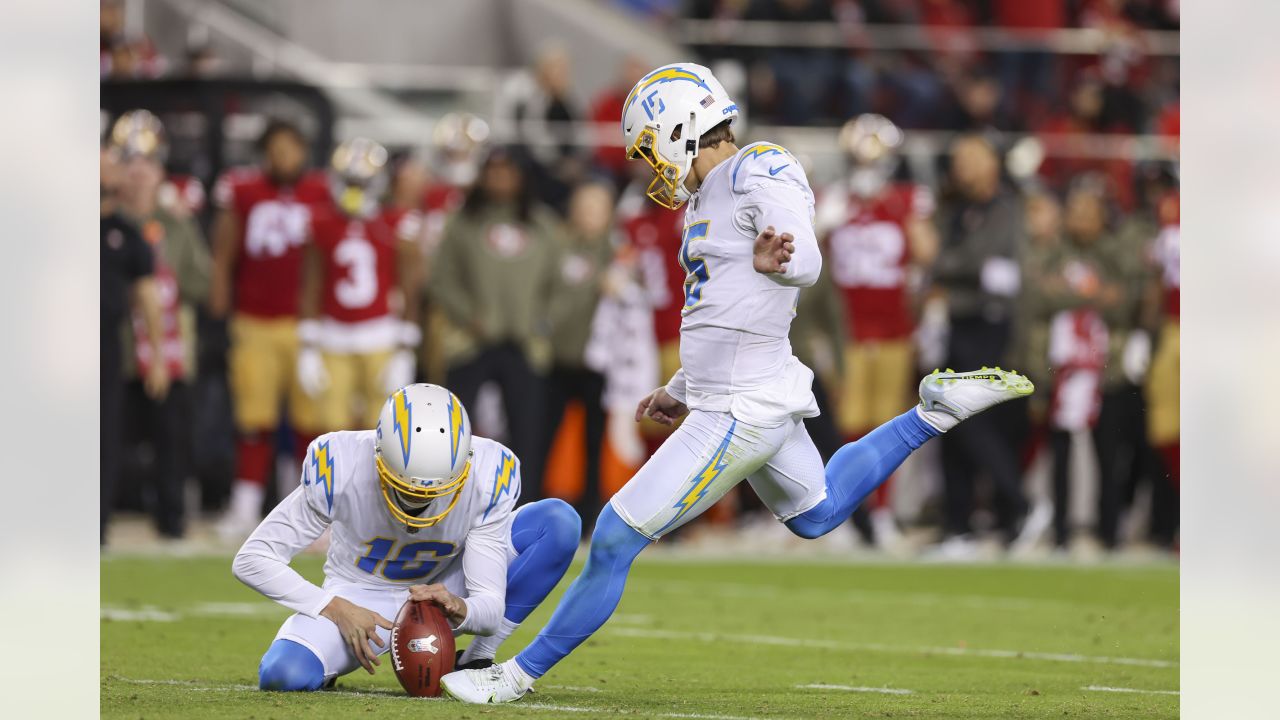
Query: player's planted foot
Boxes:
[
  {"xmin": 441, "ymin": 659, "xmax": 534, "ymax": 704},
  {"xmin": 915, "ymin": 367, "xmax": 1034, "ymax": 433}
]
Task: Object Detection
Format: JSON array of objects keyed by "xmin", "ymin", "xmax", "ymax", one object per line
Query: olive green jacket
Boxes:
[
  {"xmin": 429, "ymin": 203, "xmax": 563, "ymax": 371},
  {"xmin": 547, "ymin": 229, "xmax": 616, "ymax": 369}
]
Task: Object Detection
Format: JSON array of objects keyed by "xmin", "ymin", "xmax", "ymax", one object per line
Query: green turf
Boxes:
[{"xmin": 102, "ymin": 553, "xmax": 1178, "ymax": 719}]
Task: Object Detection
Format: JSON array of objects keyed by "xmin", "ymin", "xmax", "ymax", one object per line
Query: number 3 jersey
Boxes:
[
  {"xmin": 308, "ymin": 205, "xmax": 410, "ymax": 352},
  {"xmin": 667, "ymin": 142, "xmax": 822, "ymax": 428},
  {"xmin": 233, "ymin": 429, "xmax": 521, "ymax": 634}
]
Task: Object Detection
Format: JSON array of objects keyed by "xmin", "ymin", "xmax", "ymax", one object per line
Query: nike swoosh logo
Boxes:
[{"xmin": 768, "ymin": 164, "xmax": 789, "ymax": 176}]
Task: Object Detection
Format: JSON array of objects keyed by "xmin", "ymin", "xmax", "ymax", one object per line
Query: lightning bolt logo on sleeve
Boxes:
[
  {"xmin": 311, "ymin": 441, "xmax": 335, "ymax": 513},
  {"xmin": 731, "ymin": 144, "xmax": 789, "ymax": 187},
  {"xmin": 482, "ymin": 451, "xmax": 518, "ymax": 520},
  {"xmin": 656, "ymin": 421, "xmax": 737, "ymax": 535},
  {"xmin": 392, "ymin": 389, "xmax": 413, "ymax": 466}
]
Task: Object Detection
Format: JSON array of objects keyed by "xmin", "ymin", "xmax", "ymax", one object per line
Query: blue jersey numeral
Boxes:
[
  {"xmin": 355, "ymin": 538, "xmax": 456, "ymax": 581},
  {"xmin": 679, "ymin": 220, "xmax": 711, "ymax": 309}
]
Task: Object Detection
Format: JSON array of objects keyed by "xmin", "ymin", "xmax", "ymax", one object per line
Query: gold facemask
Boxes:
[
  {"xmin": 375, "ymin": 454, "xmax": 469, "ymax": 528},
  {"xmin": 627, "ymin": 127, "xmax": 686, "ymax": 210}
]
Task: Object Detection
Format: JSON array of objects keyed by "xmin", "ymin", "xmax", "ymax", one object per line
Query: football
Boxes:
[{"xmin": 390, "ymin": 599, "xmax": 456, "ymax": 697}]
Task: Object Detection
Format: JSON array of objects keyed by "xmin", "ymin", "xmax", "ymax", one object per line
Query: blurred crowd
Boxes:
[{"xmin": 100, "ymin": 3, "xmax": 1178, "ymax": 558}]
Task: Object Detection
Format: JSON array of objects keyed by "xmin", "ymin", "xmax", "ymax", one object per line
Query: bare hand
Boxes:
[
  {"xmin": 320, "ymin": 596, "xmax": 394, "ymax": 674},
  {"xmin": 408, "ymin": 584, "xmax": 467, "ymax": 625},
  {"xmin": 753, "ymin": 226, "xmax": 795, "ymax": 275},
  {"xmin": 634, "ymin": 386, "xmax": 689, "ymax": 427},
  {"xmin": 144, "ymin": 361, "xmax": 170, "ymax": 401}
]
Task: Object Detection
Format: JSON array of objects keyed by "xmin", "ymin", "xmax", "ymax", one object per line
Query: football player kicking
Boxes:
[
  {"xmin": 232, "ymin": 383, "xmax": 580, "ymax": 691},
  {"xmin": 441, "ymin": 63, "xmax": 1035, "ymax": 703}
]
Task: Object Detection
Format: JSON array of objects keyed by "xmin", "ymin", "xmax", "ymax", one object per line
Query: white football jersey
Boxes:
[
  {"xmin": 298, "ymin": 430, "xmax": 519, "ymax": 588},
  {"xmin": 235, "ymin": 429, "xmax": 520, "ymax": 634},
  {"xmin": 667, "ymin": 142, "xmax": 822, "ymax": 427}
]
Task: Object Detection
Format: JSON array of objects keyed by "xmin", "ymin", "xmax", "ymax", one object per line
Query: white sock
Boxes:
[
  {"xmin": 227, "ymin": 481, "xmax": 264, "ymax": 518},
  {"xmin": 914, "ymin": 403, "xmax": 958, "ymax": 433},
  {"xmin": 503, "ymin": 657, "xmax": 535, "ymax": 689},
  {"xmin": 459, "ymin": 617, "xmax": 520, "ymax": 665}
]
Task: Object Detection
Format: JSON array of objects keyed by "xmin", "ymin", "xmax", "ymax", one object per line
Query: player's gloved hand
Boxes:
[
  {"xmin": 752, "ymin": 225, "xmax": 795, "ymax": 275},
  {"xmin": 382, "ymin": 322, "xmax": 421, "ymax": 393},
  {"xmin": 408, "ymin": 583, "xmax": 468, "ymax": 626},
  {"xmin": 296, "ymin": 346, "xmax": 329, "ymax": 397},
  {"xmin": 634, "ymin": 386, "xmax": 688, "ymax": 427},
  {"xmin": 1122, "ymin": 329, "xmax": 1151, "ymax": 384},
  {"xmin": 320, "ymin": 595, "xmax": 393, "ymax": 674}
]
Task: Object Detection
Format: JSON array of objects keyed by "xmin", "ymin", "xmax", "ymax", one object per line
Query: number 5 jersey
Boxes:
[{"xmin": 665, "ymin": 142, "xmax": 822, "ymax": 428}]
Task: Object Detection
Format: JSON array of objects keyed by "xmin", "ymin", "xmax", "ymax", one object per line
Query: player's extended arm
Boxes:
[
  {"xmin": 208, "ymin": 208, "xmax": 239, "ymax": 319},
  {"xmin": 231, "ymin": 487, "xmax": 334, "ymax": 618},
  {"xmin": 740, "ymin": 186, "xmax": 821, "ymax": 287},
  {"xmin": 132, "ymin": 276, "xmax": 169, "ymax": 400},
  {"xmin": 451, "ymin": 497, "xmax": 519, "ymax": 636}
]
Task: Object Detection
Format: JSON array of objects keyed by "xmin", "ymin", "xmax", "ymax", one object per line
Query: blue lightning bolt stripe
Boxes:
[
  {"xmin": 392, "ymin": 390, "xmax": 412, "ymax": 466},
  {"xmin": 311, "ymin": 440, "xmax": 335, "ymax": 513},
  {"xmin": 731, "ymin": 143, "xmax": 789, "ymax": 188},
  {"xmin": 656, "ymin": 420, "xmax": 737, "ymax": 535},
  {"xmin": 482, "ymin": 451, "xmax": 518, "ymax": 519},
  {"xmin": 447, "ymin": 393, "xmax": 465, "ymax": 467},
  {"xmin": 622, "ymin": 66, "xmax": 711, "ymax": 130}
]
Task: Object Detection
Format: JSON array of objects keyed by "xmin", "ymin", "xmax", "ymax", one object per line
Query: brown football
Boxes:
[{"xmin": 390, "ymin": 599, "xmax": 456, "ymax": 697}]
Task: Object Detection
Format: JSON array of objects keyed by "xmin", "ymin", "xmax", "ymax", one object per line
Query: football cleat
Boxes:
[
  {"xmin": 441, "ymin": 659, "xmax": 533, "ymax": 704},
  {"xmin": 916, "ymin": 367, "xmax": 1034, "ymax": 432},
  {"xmin": 454, "ymin": 649, "xmax": 494, "ymax": 671}
]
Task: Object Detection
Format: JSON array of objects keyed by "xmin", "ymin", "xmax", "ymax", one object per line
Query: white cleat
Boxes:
[
  {"xmin": 441, "ymin": 659, "xmax": 534, "ymax": 704},
  {"xmin": 915, "ymin": 367, "xmax": 1034, "ymax": 432}
]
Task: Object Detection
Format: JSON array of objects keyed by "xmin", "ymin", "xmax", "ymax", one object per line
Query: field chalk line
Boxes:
[
  {"xmin": 1083, "ymin": 685, "xmax": 1180, "ymax": 696},
  {"xmin": 108, "ymin": 677, "xmax": 769, "ymax": 720},
  {"xmin": 609, "ymin": 627, "xmax": 1177, "ymax": 669},
  {"xmin": 797, "ymin": 684, "xmax": 914, "ymax": 695}
]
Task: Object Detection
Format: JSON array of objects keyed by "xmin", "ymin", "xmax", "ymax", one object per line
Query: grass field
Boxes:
[{"xmin": 102, "ymin": 552, "xmax": 1178, "ymax": 719}]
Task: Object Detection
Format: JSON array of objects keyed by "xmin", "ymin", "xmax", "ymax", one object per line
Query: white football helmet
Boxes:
[
  {"xmin": 621, "ymin": 62, "xmax": 739, "ymax": 209},
  {"xmin": 374, "ymin": 383, "xmax": 472, "ymax": 528}
]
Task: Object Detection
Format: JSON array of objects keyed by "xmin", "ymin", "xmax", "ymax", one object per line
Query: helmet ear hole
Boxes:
[{"xmin": 669, "ymin": 124, "xmax": 683, "ymax": 142}]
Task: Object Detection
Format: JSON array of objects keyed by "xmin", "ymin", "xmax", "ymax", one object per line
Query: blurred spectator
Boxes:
[
  {"xmin": 495, "ymin": 45, "xmax": 584, "ymax": 213},
  {"xmin": 616, "ymin": 173, "xmax": 685, "ymax": 457},
  {"xmin": 1030, "ymin": 181, "xmax": 1126, "ymax": 549},
  {"xmin": 929, "ymin": 134, "xmax": 1034, "ymax": 554},
  {"xmin": 101, "ymin": 1, "xmax": 164, "ymax": 79},
  {"xmin": 185, "ymin": 42, "xmax": 225, "ymax": 78},
  {"xmin": 990, "ymin": 0, "xmax": 1065, "ymax": 129},
  {"xmin": 113, "ymin": 111, "xmax": 213, "ymax": 541},
  {"xmin": 816, "ymin": 114, "xmax": 937, "ymax": 546},
  {"xmin": 543, "ymin": 182, "xmax": 619, "ymax": 524},
  {"xmin": 430, "ymin": 147, "xmax": 562, "ymax": 501},
  {"xmin": 1038, "ymin": 71, "xmax": 1136, "ymax": 209},
  {"xmin": 101, "ymin": 145, "xmax": 164, "ymax": 545},
  {"xmin": 588, "ymin": 56, "xmax": 649, "ymax": 188},
  {"xmin": 1011, "ymin": 189, "xmax": 1063, "ymax": 426},
  {"xmin": 209, "ymin": 120, "xmax": 331, "ymax": 539}
]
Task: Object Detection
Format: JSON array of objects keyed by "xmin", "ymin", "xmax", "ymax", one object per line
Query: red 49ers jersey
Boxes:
[
  {"xmin": 311, "ymin": 204, "xmax": 400, "ymax": 323},
  {"xmin": 214, "ymin": 168, "xmax": 330, "ymax": 318},
  {"xmin": 823, "ymin": 183, "xmax": 931, "ymax": 341},
  {"xmin": 620, "ymin": 202, "xmax": 685, "ymax": 345}
]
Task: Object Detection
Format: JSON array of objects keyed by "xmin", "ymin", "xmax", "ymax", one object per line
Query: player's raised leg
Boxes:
[
  {"xmin": 785, "ymin": 367, "xmax": 1033, "ymax": 539},
  {"xmin": 441, "ymin": 410, "xmax": 786, "ymax": 703},
  {"xmin": 456, "ymin": 498, "xmax": 582, "ymax": 668}
]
